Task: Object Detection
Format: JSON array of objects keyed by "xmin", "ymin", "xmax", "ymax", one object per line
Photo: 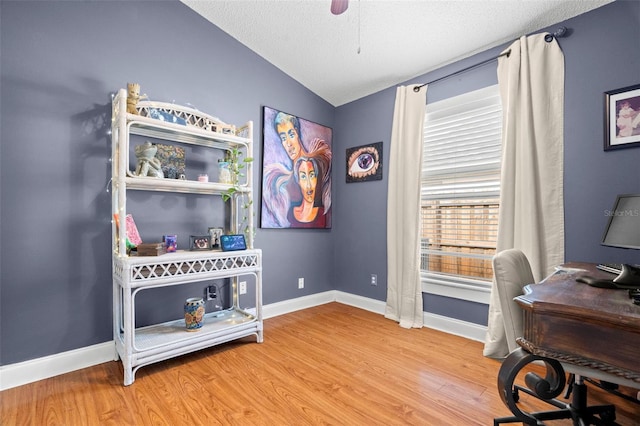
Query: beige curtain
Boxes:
[
  {"xmin": 385, "ymin": 85, "xmax": 427, "ymax": 329},
  {"xmin": 484, "ymin": 34, "xmax": 565, "ymax": 358}
]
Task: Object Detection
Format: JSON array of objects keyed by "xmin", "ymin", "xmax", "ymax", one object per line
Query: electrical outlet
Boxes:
[
  {"xmin": 239, "ymin": 281, "xmax": 247, "ymax": 295},
  {"xmin": 371, "ymin": 274, "xmax": 377, "ymax": 286},
  {"xmin": 205, "ymin": 285, "xmax": 218, "ymax": 300},
  {"xmin": 298, "ymin": 277, "xmax": 304, "ymax": 289}
]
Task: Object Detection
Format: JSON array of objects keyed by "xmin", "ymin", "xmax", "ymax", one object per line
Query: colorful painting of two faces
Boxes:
[{"xmin": 261, "ymin": 106, "xmax": 333, "ymax": 229}]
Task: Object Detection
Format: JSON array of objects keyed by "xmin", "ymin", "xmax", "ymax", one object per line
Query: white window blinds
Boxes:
[{"xmin": 421, "ymin": 85, "xmax": 501, "ymax": 295}]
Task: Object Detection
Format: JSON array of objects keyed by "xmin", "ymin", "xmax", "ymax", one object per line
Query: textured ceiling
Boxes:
[{"xmin": 181, "ymin": 0, "xmax": 613, "ymax": 106}]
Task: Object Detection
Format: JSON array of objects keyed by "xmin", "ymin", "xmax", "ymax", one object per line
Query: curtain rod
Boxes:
[{"xmin": 413, "ymin": 26, "xmax": 568, "ymax": 92}]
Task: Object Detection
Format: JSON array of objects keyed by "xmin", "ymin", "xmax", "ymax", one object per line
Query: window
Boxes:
[{"xmin": 420, "ymin": 85, "xmax": 502, "ymax": 304}]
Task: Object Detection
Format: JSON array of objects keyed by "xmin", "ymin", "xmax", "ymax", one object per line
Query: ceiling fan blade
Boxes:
[{"xmin": 331, "ymin": 0, "xmax": 349, "ymax": 15}]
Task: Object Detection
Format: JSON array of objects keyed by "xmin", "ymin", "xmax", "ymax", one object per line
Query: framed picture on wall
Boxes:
[
  {"xmin": 604, "ymin": 83, "xmax": 640, "ymax": 151},
  {"xmin": 346, "ymin": 142, "xmax": 383, "ymax": 183},
  {"xmin": 260, "ymin": 106, "xmax": 332, "ymax": 229}
]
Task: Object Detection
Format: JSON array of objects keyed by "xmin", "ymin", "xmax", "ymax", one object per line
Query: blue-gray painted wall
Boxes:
[
  {"xmin": 333, "ymin": 0, "xmax": 640, "ymax": 325},
  {"xmin": 1, "ymin": 0, "xmax": 638, "ymax": 366},
  {"xmin": 0, "ymin": 0, "xmax": 335, "ymax": 366}
]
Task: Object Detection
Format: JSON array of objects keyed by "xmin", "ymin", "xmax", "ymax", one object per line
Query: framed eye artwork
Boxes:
[{"xmin": 346, "ymin": 142, "xmax": 383, "ymax": 183}]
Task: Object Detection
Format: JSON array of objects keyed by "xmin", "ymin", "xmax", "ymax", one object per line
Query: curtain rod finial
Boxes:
[
  {"xmin": 555, "ymin": 26, "xmax": 568, "ymax": 38},
  {"xmin": 545, "ymin": 26, "xmax": 569, "ymax": 42}
]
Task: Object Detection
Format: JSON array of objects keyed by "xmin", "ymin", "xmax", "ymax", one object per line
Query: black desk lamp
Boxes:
[{"xmin": 601, "ymin": 194, "xmax": 640, "ymax": 287}]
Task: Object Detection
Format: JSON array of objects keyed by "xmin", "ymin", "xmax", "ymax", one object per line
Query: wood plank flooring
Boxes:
[{"xmin": 1, "ymin": 303, "xmax": 638, "ymax": 425}]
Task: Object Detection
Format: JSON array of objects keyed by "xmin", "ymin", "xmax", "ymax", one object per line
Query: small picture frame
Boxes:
[
  {"xmin": 604, "ymin": 84, "xmax": 640, "ymax": 151},
  {"xmin": 207, "ymin": 227, "xmax": 224, "ymax": 248},
  {"xmin": 220, "ymin": 234, "xmax": 247, "ymax": 252},
  {"xmin": 163, "ymin": 234, "xmax": 177, "ymax": 252},
  {"xmin": 346, "ymin": 142, "xmax": 383, "ymax": 183},
  {"xmin": 189, "ymin": 235, "xmax": 211, "ymax": 251}
]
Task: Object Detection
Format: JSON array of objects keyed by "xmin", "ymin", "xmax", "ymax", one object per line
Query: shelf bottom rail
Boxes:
[
  {"xmin": 130, "ymin": 308, "xmax": 256, "ymax": 352},
  {"xmin": 115, "ymin": 322, "xmax": 263, "ymax": 386}
]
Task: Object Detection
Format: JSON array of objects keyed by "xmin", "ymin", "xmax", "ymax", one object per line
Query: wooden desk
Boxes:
[
  {"xmin": 495, "ymin": 263, "xmax": 639, "ymax": 425},
  {"xmin": 516, "ymin": 262, "xmax": 640, "ymax": 385}
]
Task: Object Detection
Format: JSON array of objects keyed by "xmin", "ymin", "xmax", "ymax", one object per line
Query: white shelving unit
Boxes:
[{"xmin": 111, "ymin": 88, "xmax": 262, "ymax": 385}]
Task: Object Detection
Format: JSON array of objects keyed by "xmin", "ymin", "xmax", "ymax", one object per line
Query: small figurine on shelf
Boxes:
[
  {"xmin": 134, "ymin": 141, "xmax": 164, "ymax": 178},
  {"xmin": 126, "ymin": 82, "xmax": 147, "ymax": 115}
]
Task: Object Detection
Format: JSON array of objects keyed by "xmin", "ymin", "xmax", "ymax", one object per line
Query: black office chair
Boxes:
[{"xmin": 491, "ymin": 249, "xmax": 624, "ymax": 426}]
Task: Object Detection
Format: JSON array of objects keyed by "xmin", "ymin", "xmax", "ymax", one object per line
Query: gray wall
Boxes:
[
  {"xmin": 331, "ymin": 46, "xmax": 504, "ymax": 322},
  {"xmin": 561, "ymin": 1, "xmax": 640, "ymax": 265},
  {"xmin": 0, "ymin": 0, "xmax": 335, "ymax": 365},
  {"xmin": 1, "ymin": 0, "xmax": 639, "ymax": 366},
  {"xmin": 332, "ymin": 0, "xmax": 640, "ymax": 324}
]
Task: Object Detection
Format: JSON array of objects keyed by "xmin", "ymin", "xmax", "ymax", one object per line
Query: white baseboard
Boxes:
[
  {"xmin": 422, "ymin": 311, "xmax": 487, "ymax": 342},
  {"xmin": 0, "ymin": 341, "xmax": 115, "ymax": 391},
  {"xmin": 334, "ymin": 290, "xmax": 387, "ymax": 314},
  {"xmin": 262, "ymin": 290, "xmax": 337, "ymax": 319},
  {"xmin": 333, "ymin": 291, "xmax": 487, "ymax": 342},
  {"xmin": 0, "ymin": 291, "xmax": 486, "ymax": 391}
]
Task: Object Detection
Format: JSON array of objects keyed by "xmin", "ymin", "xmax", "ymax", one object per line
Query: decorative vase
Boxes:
[
  {"xmin": 218, "ymin": 161, "xmax": 232, "ymax": 184},
  {"xmin": 184, "ymin": 297, "xmax": 205, "ymax": 331}
]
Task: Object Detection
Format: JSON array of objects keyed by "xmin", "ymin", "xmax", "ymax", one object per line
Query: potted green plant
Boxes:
[{"xmin": 221, "ymin": 147, "xmax": 254, "ymax": 240}]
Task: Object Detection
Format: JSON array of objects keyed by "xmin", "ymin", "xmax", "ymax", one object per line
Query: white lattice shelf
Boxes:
[
  {"xmin": 114, "ymin": 249, "xmax": 261, "ymax": 288},
  {"xmin": 111, "ymin": 88, "xmax": 261, "ymax": 385},
  {"xmin": 135, "ymin": 99, "xmax": 244, "ymax": 137}
]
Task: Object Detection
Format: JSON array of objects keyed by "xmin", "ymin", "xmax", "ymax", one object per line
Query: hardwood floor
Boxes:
[{"xmin": 1, "ymin": 303, "xmax": 638, "ymax": 425}]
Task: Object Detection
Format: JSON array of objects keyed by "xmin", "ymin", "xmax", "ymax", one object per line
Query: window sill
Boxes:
[{"xmin": 421, "ymin": 273, "xmax": 491, "ymax": 305}]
